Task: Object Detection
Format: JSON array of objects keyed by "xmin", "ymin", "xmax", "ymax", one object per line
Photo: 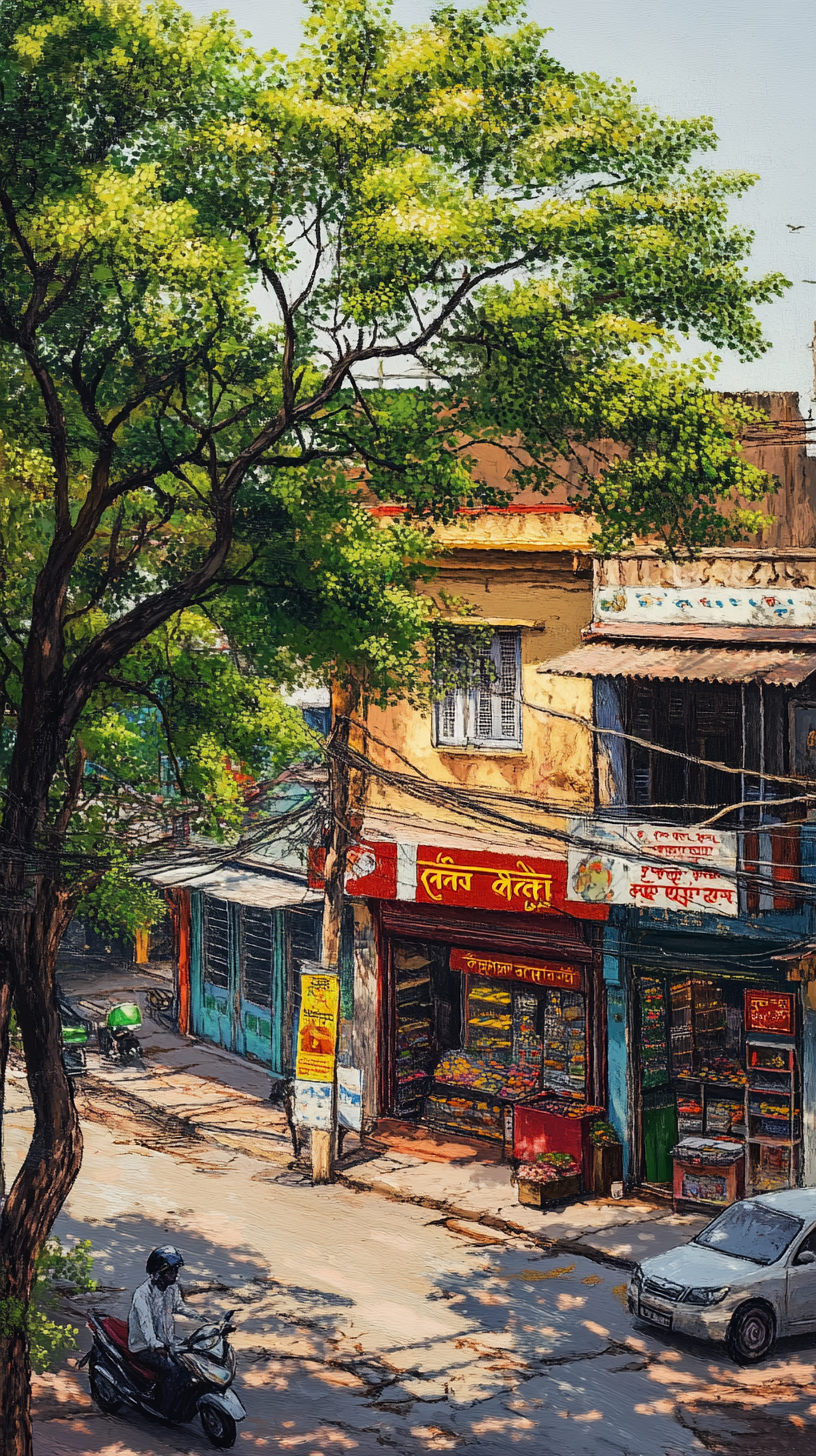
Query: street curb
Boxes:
[{"xmin": 334, "ymin": 1171, "xmax": 635, "ymax": 1271}]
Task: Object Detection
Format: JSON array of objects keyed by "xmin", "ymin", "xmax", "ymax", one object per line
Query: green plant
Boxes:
[
  {"xmin": 28, "ymin": 1238, "xmax": 97, "ymax": 1375},
  {"xmin": 535, "ymin": 1149, "xmax": 575, "ymax": 1169},
  {"xmin": 590, "ymin": 1119, "xmax": 621, "ymax": 1148}
]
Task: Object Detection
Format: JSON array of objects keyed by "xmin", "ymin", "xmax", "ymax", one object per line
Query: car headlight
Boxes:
[
  {"xmin": 682, "ymin": 1286, "xmax": 730, "ymax": 1306},
  {"xmin": 631, "ymin": 1265, "xmax": 643, "ymax": 1289}
]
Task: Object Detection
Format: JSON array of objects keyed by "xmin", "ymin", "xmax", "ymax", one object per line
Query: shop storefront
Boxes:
[
  {"xmin": 635, "ymin": 965, "xmax": 801, "ymax": 1198},
  {"xmin": 378, "ymin": 899, "xmax": 603, "ymax": 1159}
]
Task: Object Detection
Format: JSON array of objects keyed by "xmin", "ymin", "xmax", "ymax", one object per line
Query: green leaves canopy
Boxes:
[{"xmin": 0, "ymin": 0, "xmax": 786, "ymax": 922}]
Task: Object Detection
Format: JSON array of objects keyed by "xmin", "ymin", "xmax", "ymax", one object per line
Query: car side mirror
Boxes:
[{"xmin": 797, "ymin": 1250, "xmax": 816, "ymax": 1265}]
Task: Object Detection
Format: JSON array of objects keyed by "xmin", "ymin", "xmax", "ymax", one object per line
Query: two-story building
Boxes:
[{"xmin": 337, "ymin": 392, "xmax": 816, "ymax": 1202}]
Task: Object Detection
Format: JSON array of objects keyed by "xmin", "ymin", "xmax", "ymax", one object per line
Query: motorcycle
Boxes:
[
  {"xmin": 83, "ymin": 1307, "xmax": 246, "ymax": 1449},
  {"xmin": 98, "ymin": 1001, "xmax": 142, "ymax": 1061}
]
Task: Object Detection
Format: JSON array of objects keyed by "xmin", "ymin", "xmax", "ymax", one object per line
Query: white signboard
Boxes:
[
  {"xmin": 337, "ymin": 1066, "xmax": 363, "ymax": 1131},
  {"xmin": 294, "ymin": 1079, "xmax": 333, "ymax": 1130},
  {"xmin": 595, "ymin": 584, "xmax": 816, "ymax": 629},
  {"xmin": 567, "ymin": 822, "xmax": 738, "ymax": 916}
]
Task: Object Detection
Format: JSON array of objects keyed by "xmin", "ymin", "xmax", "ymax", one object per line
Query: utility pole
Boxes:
[{"xmin": 312, "ymin": 677, "xmax": 364, "ymax": 1184}]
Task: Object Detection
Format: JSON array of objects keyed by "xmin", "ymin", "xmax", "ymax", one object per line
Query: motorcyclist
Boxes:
[{"xmin": 127, "ymin": 1245, "xmax": 197, "ymax": 1416}]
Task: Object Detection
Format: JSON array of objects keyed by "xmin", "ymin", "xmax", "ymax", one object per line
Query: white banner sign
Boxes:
[
  {"xmin": 294, "ymin": 1079, "xmax": 333, "ymax": 1130},
  {"xmin": 337, "ymin": 1066, "xmax": 363, "ymax": 1131},
  {"xmin": 567, "ymin": 822, "xmax": 738, "ymax": 916},
  {"xmin": 595, "ymin": 584, "xmax": 816, "ymax": 629}
]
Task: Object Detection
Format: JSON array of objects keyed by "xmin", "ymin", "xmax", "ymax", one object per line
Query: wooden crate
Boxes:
[{"xmin": 592, "ymin": 1143, "xmax": 623, "ymax": 1198}]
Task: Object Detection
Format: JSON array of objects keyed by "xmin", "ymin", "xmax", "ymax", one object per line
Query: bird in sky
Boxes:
[{"xmin": 787, "ymin": 223, "xmax": 805, "ymax": 231}]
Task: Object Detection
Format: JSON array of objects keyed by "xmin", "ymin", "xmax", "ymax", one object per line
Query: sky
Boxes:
[{"xmin": 187, "ymin": 0, "xmax": 816, "ymax": 412}]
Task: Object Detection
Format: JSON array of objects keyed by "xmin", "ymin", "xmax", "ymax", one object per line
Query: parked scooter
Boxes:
[
  {"xmin": 58, "ymin": 994, "xmax": 92, "ymax": 1078},
  {"xmin": 83, "ymin": 1307, "xmax": 245, "ymax": 1448},
  {"xmin": 98, "ymin": 1001, "xmax": 142, "ymax": 1061}
]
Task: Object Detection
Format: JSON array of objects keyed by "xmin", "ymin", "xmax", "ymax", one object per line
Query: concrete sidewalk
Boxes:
[
  {"xmin": 337, "ymin": 1145, "xmax": 706, "ymax": 1266},
  {"xmin": 58, "ymin": 961, "xmax": 706, "ymax": 1269}
]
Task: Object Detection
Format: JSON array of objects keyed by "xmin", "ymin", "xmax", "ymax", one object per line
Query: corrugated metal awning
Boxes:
[
  {"xmin": 538, "ymin": 643, "xmax": 816, "ymax": 686},
  {"xmin": 142, "ymin": 858, "xmax": 321, "ymax": 910}
]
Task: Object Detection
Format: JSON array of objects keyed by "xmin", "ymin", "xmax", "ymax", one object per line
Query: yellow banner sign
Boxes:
[{"xmin": 295, "ymin": 973, "xmax": 340, "ymax": 1082}]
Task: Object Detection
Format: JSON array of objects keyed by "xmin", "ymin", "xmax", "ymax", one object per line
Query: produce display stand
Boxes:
[
  {"xmin": 517, "ymin": 1166, "xmax": 581, "ymax": 1207},
  {"xmin": 745, "ymin": 1035, "xmax": 801, "ymax": 1194},
  {"xmin": 671, "ymin": 1137, "xmax": 745, "ymax": 1211},
  {"xmin": 513, "ymin": 1095, "xmax": 605, "ymax": 1193}
]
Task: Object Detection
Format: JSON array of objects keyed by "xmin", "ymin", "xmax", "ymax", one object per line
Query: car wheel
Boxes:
[
  {"xmin": 199, "ymin": 1398, "xmax": 237, "ymax": 1449},
  {"xmin": 89, "ymin": 1356, "xmax": 122, "ymax": 1414},
  {"xmin": 726, "ymin": 1301, "xmax": 776, "ymax": 1364}
]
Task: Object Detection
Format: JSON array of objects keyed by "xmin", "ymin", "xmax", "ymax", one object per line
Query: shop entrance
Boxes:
[
  {"xmin": 636, "ymin": 969, "xmax": 800, "ymax": 1194},
  {"xmin": 384, "ymin": 935, "xmax": 591, "ymax": 1147}
]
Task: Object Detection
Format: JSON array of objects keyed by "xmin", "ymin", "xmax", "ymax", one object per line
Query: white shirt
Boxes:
[{"xmin": 128, "ymin": 1278, "xmax": 191, "ymax": 1353}]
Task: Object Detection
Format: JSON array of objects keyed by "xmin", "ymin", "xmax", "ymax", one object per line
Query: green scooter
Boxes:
[
  {"xmin": 98, "ymin": 1001, "xmax": 142, "ymax": 1061},
  {"xmin": 58, "ymin": 995, "xmax": 92, "ymax": 1077}
]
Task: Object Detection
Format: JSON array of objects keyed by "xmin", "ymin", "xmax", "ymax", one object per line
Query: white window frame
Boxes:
[{"xmin": 433, "ymin": 628, "xmax": 522, "ymax": 750}]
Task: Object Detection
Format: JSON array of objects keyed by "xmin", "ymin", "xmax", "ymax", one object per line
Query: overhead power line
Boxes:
[{"xmin": 333, "ymin": 720, "xmax": 816, "ymax": 910}]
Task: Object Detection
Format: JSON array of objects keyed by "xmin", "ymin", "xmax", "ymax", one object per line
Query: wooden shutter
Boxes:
[
  {"xmin": 743, "ymin": 832, "xmax": 760, "ymax": 914},
  {"xmin": 629, "ymin": 685, "xmax": 654, "ymax": 806},
  {"xmin": 473, "ymin": 630, "xmax": 521, "ymax": 744},
  {"xmin": 772, "ymin": 825, "xmax": 800, "ymax": 912},
  {"xmin": 436, "ymin": 687, "xmax": 466, "ymax": 745}
]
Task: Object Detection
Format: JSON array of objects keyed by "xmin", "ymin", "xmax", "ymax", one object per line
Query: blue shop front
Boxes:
[{"xmin": 539, "ymin": 571, "xmax": 816, "ymax": 1201}]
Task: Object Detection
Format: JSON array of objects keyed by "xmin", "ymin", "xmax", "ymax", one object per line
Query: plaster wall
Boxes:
[{"xmin": 364, "ymin": 542, "xmax": 596, "ymax": 823}]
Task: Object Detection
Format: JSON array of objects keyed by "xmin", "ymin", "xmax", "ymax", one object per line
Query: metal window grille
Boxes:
[
  {"xmin": 242, "ymin": 906, "xmax": 274, "ymax": 1008},
  {"xmin": 433, "ymin": 629, "xmax": 521, "ymax": 748},
  {"xmin": 203, "ymin": 896, "xmax": 230, "ymax": 989}
]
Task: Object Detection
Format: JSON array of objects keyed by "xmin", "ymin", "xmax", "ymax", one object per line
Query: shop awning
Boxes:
[
  {"xmin": 141, "ymin": 857, "xmax": 321, "ymax": 910},
  {"xmin": 537, "ymin": 643, "xmax": 816, "ymax": 686}
]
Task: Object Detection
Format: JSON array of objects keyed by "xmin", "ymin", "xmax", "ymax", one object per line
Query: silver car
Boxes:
[{"xmin": 628, "ymin": 1188, "xmax": 816, "ymax": 1364}]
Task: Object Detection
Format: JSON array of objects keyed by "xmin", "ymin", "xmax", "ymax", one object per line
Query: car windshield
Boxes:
[{"xmin": 694, "ymin": 1201, "xmax": 803, "ymax": 1265}]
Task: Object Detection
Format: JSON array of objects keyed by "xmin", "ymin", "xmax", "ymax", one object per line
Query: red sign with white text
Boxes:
[
  {"xmin": 449, "ymin": 947, "xmax": 583, "ymax": 989},
  {"xmin": 744, "ymin": 990, "xmax": 794, "ymax": 1035},
  {"xmin": 415, "ymin": 845, "xmax": 607, "ymax": 921},
  {"xmin": 309, "ymin": 840, "xmax": 608, "ymax": 920}
]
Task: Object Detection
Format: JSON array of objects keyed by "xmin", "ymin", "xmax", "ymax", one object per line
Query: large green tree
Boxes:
[{"xmin": 0, "ymin": 0, "xmax": 786, "ymax": 1446}]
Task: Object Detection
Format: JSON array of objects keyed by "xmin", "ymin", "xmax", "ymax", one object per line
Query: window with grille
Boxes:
[
  {"xmin": 203, "ymin": 896, "xmax": 230, "ymax": 989},
  {"xmin": 242, "ymin": 906, "xmax": 274, "ymax": 1008},
  {"xmin": 434, "ymin": 629, "xmax": 522, "ymax": 749}
]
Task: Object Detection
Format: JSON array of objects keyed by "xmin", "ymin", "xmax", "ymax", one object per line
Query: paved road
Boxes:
[{"xmin": 3, "ymin": 1070, "xmax": 816, "ymax": 1456}]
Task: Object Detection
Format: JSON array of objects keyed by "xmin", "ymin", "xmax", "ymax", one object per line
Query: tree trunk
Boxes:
[
  {"xmin": 0, "ymin": 980, "xmax": 10, "ymax": 1207},
  {"xmin": 0, "ymin": 889, "xmax": 83, "ymax": 1456},
  {"xmin": 313, "ymin": 680, "xmax": 365, "ymax": 1184}
]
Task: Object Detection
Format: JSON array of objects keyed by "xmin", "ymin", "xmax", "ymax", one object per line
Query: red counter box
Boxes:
[{"xmin": 513, "ymin": 1096, "xmax": 604, "ymax": 1193}]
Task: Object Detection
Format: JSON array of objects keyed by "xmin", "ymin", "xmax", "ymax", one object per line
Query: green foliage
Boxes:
[
  {"xmin": 590, "ymin": 1119, "xmax": 621, "ymax": 1148},
  {"xmin": 0, "ymin": 0, "xmax": 788, "ymax": 934},
  {"xmin": 29, "ymin": 1237, "xmax": 97, "ymax": 1374},
  {"xmin": 0, "ymin": 1238, "xmax": 97, "ymax": 1372},
  {"xmin": 78, "ymin": 853, "xmax": 166, "ymax": 940}
]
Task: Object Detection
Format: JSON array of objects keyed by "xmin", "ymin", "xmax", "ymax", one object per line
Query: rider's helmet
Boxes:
[{"xmin": 146, "ymin": 1245, "xmax": 184, "ymax": 1278}]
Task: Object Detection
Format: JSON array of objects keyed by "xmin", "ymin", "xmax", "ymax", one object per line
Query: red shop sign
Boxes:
[
  {"xmin": 415, "ymin": 846, "xmax": 608, "ymax": 921},
  {"xmin": 744, "ymin": 990, "xmax": 794, "ymax": 1035},
  {"xmin": 450, "ymin": 947, "xmax": 583, "ymax": 990},
  {"xmin": 307, "ymin": 842, "xmax": 398, "ymax": 898}
]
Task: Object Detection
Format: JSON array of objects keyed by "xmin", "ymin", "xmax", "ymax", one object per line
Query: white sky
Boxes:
[{"xmin": 187, "ymin": 0, "xmax": 816, "ymax": 412}]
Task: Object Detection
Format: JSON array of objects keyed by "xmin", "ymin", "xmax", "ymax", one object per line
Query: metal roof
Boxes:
[
  {"xmin": 537, "ymin": 643, "xmax": 816, "ymax": 686},
  {"xmin": 141, "ymin": 858, "xmax": 321, "ymax": 910}
]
